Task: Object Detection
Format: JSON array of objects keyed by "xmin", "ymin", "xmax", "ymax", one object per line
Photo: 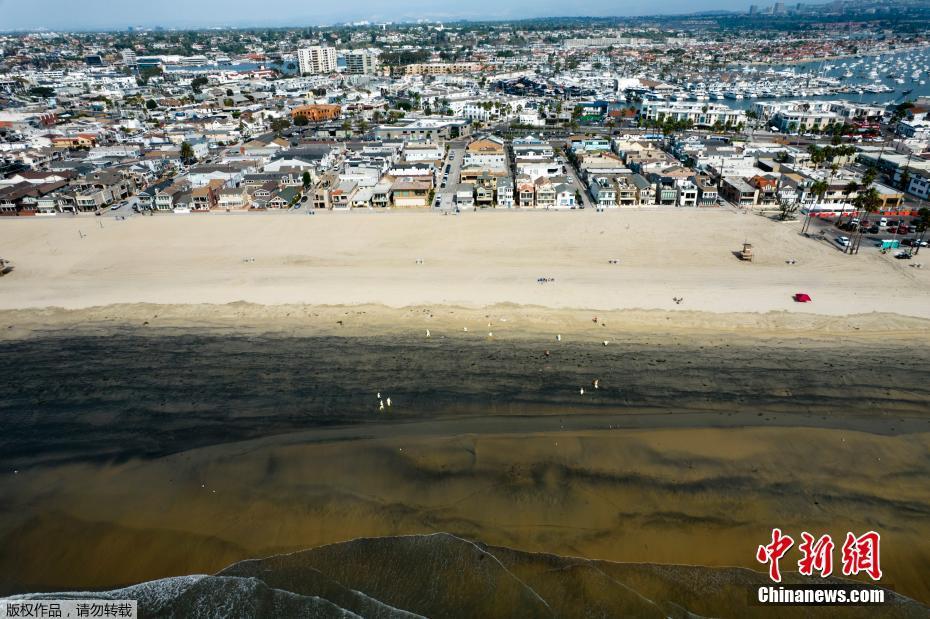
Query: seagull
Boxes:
[
  {"xmin": 426, "ymin": 329, "xmax": 431, "ymax": 338},
  {"xmin": 579, "ymin": 387, "xmax": 585, "ymax": 395},
  {"xmin": 377, "ymin": 392, "xmax": 382, "ymax": 399},
  {"xmin": 603, "ymin": 340, "xmax": 609, "ymax": 346},
  {"xmin": 593, "ymin": 379, "xmax": 600, "ymax": 390},
  {"xmin": 386, "ymin": 398, "xmax": 392, "ymax": 407},
  {"xmin": 379, "ymin": 399, "xmax": 385, "ymax": 412},
  {"xmin": 463, "ymin": 327, "xmax": 468, "ymax": 332},
  {"xmin": 556, "ymin": 334, "xmax": 561, "ymax": 341}
]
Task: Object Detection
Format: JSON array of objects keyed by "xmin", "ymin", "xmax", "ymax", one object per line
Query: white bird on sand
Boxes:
[
  {"xmin": 379, "ymin": 399, "xmax": 385, "ymax": 412},
  {"xmin": 426, "ymin": 329, "xmax": 431, "ymax": 338},
  {"xmin": 386, "ymin": 398, "xmax": 392, "ymax": 407},
  {"xmin": 603, "ymin": 340, "xmax": 609, "ymax": 346},
  {"xmin": 593, "ymin": 379, "xmax": 600, "ymax": 390},
  {"xmin": 463, "ymin": 327, "xmax": 468, "ymax": 332},
  {"xmin": 377, "ymin": 392, "xmax": 382, "ymax": 399},
  {"xmin": 579, "ymin": 387, "xmax": 585, "ymax": 395},
  {"xmin": 556, "ymin": 334, "xmax": 562, "ymax": 341}
]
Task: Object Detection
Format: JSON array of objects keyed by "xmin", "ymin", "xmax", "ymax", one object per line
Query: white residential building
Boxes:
[
  {"xmin": 298, "ymin": 46, "xmax": 338, "ymax": 75},
  {"xmin": 640, "ymin": 102, "xmax": 746, "ymax": 128}
]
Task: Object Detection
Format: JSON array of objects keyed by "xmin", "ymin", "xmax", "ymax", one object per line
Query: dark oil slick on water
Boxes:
[
  {"xmin": 1, "ymin": 331, "xmax": 929, "ymax": 618},
  {"xmin": 1, "ymin": 332, "xmax": 928, "ymax": 465}
]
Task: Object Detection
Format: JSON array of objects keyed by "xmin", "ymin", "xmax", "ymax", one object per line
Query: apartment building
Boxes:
[
  {"xmin": 292, "ymin": 104, "xmax": 341, "ymax": 122},
  {"xmin": 402, "ymin": 62, "xmax": 482, "ymax": 76},
  {"xmin": 639, "ymin": 102, "xmax": 746, "ymax": 128},
  {"xmin": 344, "ymin": 50, "xmax": 379, "ymax": 75},
  {"xmin": 298, "ymin": 46, "xmax": 338, "ymax": 75}
]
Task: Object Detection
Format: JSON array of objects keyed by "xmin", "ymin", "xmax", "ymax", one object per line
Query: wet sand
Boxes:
[{"xmin": 1, "ymin": 322, "xmax": 929, "ymax": 606}]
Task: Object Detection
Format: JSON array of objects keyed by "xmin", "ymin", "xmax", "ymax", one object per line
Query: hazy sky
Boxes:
[{"xmin": 0, "ymin": 0, "xmax": 759, "ymax": 31}]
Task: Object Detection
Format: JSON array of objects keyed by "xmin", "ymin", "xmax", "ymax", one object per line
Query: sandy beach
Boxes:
[
  {"xmin": 1, "ymin": 209, "xmax": 929, "ymax": 611},
  {"xmin": 1, "ymin": 209, "xmax": 928, "ymax": 319}
]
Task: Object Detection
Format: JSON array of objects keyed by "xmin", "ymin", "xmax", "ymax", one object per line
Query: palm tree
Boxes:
[
  {"xmin": 914, "ymin": 207, "xmax": 930, "ymax": 256},
  {"xmin": 850, "ymin": 187, "xmax": 882, "ymax": 254},
  {"xmin": 840, "ymin": 181, "xmax": 859, "ymax": 227},
  {"xmin": 802, "ymin": 180, "xmax": 829, "ymax": 234},
  {"xmin": 808, "ymin": 145, "xmax": 823, "ymax": 169}
]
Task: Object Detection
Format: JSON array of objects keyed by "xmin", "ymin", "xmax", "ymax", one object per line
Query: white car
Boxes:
[{"xmin": 835, "ymin": 236, "xmax": 850, "ymax": 247}]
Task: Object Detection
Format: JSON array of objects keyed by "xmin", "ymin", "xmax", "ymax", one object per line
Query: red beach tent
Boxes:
[{"xmin": 794, "ymin": 293, "xmax": 813, "ymax": 303}]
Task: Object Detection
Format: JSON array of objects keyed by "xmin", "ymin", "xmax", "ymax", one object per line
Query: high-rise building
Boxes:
[
  {"xmin": 121, "ymin": 49, "xmax": 137, "ymax": 67},
  {"xmin": 297, "ymin": 46, "xmax": 337, "ymax": 75},
  {"xmin": 773, "ymin": 1, "xmax": 786, "ymax": 14},
  {"xmin": 344, "ymin": 50, "xmax": 379, "ymax": 75},
  {"xmin": 749, "ymin": 4, "xmax": 758, "ymax": 14}
]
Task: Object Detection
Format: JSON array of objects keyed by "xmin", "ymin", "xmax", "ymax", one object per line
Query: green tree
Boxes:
[
  {"xmin": 145, "ymin": 99, "xmax": 158, "ymax": 110},
  {"xmin": 778, "ymin": 199, "xmax": 799, "ymax": 221},
  {"xmin": 270, "ymin": 117, "xmax": 291, "ymax": 135},
  {"xmin": 302, "ymin": 171, "xmax": 312, "ymax": 189},
  {"xmin": 28, "ymin": 86, "xmax": 55, "ymax": 98},
  {"xmin": 180, "ymin": 141, "xmax": 195, "ymax": 163},
  {"xmin": 191, "ymin": 77, "xmax": 209, "ymax": 94}
]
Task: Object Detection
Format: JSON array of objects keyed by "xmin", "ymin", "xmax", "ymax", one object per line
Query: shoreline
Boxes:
[{"xmin": 3, "ymin": 302, "xmax": 930, "ymax": 343}]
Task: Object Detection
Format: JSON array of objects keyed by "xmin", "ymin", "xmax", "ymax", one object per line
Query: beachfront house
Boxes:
[
  {"xmin": 589, "ymin": 177, "xmax": 616, "ymax": 208},
  {"xmin": 496, "ymin": 177, "xmax": 515, "ymax": 207}
]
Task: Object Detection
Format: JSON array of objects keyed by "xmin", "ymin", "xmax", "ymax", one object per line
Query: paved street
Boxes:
[{"xmin": 435, "ymin": 139, "xmax": 466, "ymax": 210}]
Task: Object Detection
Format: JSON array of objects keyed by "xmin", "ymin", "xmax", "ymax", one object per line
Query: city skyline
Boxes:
[{"xmin": 3, "ymin": 0, "xmax": 766, "ymax": 31}]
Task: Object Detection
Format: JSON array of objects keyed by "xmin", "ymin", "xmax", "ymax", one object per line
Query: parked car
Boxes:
[
  {"xmin": 895, "ymin": 252, "xmax": 912, "ymax": 260},
  {"xmin": 110, "ymin": 203, "xmax": 122, "ymax": 211},
  {"xmin": 867, "ymin": 225, "xmax": 880, "ymax": 234},
  {"xmin": 879, "ymin": 217, "xmax": 888, "ymax": 226},
  {"xmin": 835, "ymin": 236, "xmax": 850, "ymax": 247}
]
